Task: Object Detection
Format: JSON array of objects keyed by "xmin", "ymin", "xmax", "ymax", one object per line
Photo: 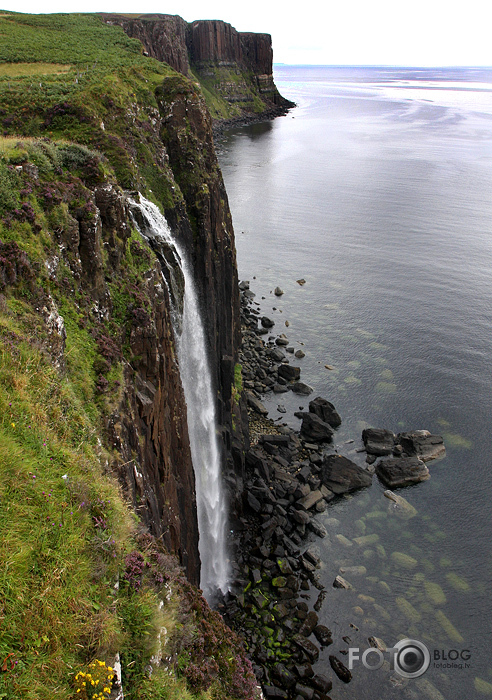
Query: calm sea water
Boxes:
[{"xmin": 217, "ymin": 66, "xmax": 492, "ymax": 699}]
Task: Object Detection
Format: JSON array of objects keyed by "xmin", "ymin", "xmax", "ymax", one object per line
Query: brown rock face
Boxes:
[
  {"xmin": 188, "ymin": 20, "xmax": 243, "ymax": 65},
  {"xmin": 156, "ymin": 75, "xmax": 247, "ymax": 481},
  {"xmin": 100, "ymin": 13, "xmax": 190, "ymax": 74}
]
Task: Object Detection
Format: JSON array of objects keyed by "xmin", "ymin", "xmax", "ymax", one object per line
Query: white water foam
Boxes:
[{"xmin": 128, "ymin": 195, "xmax": 229, "ymax": 600}]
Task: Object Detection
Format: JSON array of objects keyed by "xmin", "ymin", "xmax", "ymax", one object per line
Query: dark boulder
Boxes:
[
  {"xmin": 272, "ymin": 663, "xmax": 297, "ymax": 689},
  {"xmin": 362, "ymin": 428, "xmax": 395, "ymax": 455},
  {"xmin": 292, "ymin": 382, "xmax": 314, "ymax": 395},
  {"xmin": 313, "ymin": 625, "xmax": 333, "ymax": 646},
  {"xmin": 309, "ymin": 396, "xmax": 341, "ymax": 428},
  {"xmin": 293, "ymin": 635, "xmax": 320, "ymax": 663},
  {"xmin": 329, "ymin": 655, "xmax": 352, "ymax": 683},
  {"xmin": 278, "ymin": 364, "xmax": 301, "ymax": 382},
  {"xmin": 320, "ymin": 455, "xmax": 372, "ymax": 494},
  {"xmin": 375, "ymin": 456, "xmax": 430, "ymax": 487},
  {"xmin": 261, "ymin": 316, "xmax": 275, "ymax": 328},
  {"xmin": 397, "ymin": 430, "xmax": 446, "ymax": 462},
  {"xmin": 299, "ymin": 413, "xmax": 333, "ymax": 443}
]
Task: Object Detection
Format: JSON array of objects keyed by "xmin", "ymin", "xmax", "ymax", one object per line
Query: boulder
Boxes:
[
  {"xmin": 397, "ymin": 430, "xmax": 446, "ymax": 462},
  {"xmin": 309, "ymin": 396, "xmax": 342, "ymax": 428},
  {"xmin": 245, "ymin": 391, "xmax": 268, "ymax": 415},
  {"xmin": 274, "ymin": 286, "xmax": 284, "ymax": 296},
  {"xmin": 293, "ymin": 635, "xmax": 320, "ymax": 663},
  {"xmin": 376, "ymin": 456, "xmax": 429, "ymax": 487},
  {"xmin": 313, "ymin": 626, "xmax": 333, "ymax": 647},
  {"xmin": 362, "ymin": 427, "xmax": 395, "ymax": 455},
  {"xmin": 383, "ymin": 489, "xmax": 418, "ymax": 518},
  {"xmin": 292, "ymin": 382, "xmax": 314, "ymax": 396},
  {"xmin": 278, "ymin": 364, "xmax": 301, "ymax": 382},
  {"xmin": 320, "ymin": 455, "xmax": 373, "ymax": 494},
  {"xmin": 329, "ymin": 655, "xmax": 352, "ymax": 683},
  {"xmin": 261, "ymin": 316, "xmax": 275, "ymax": 328},
  {"xmin": 299, "ymin": 413, "xmax": 333, "ymax": 443},
  {"xmin": 333, "ymin": 575, "xmax": 352, "ymax": 589}
]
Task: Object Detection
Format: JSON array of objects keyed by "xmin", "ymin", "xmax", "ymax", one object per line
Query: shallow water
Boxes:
[{"xmin": 218, "ymin": 66, "xmax": 492, "ymax": 699}]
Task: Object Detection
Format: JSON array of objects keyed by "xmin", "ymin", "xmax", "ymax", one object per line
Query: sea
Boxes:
[{"xmin": 216, "ymin": 66, "xmax": 492, "ymax": 700}]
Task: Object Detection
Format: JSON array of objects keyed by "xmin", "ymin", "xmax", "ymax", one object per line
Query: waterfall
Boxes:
[{"xmin": 128, "ymin": 194, "xmax": 229, "ymax": 600}]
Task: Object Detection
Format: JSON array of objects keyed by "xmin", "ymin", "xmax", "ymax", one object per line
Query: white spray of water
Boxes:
[{"xmin": 128, "ymin": 195, "xmax": 229, "ymax": 600}]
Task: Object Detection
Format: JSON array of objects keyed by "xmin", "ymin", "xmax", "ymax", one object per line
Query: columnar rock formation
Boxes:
[{"xmin": 101, "ymin": 13, "xmax": 294, "ymax": 118}]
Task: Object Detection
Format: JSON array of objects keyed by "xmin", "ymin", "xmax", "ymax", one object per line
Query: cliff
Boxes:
[
  {"xmin": 100, "ymin": 13, "xmax": 294, "ymax": 123},
  {"xmin": 0, "ymin": 11, "xmax": 252, "ymax": 699}
]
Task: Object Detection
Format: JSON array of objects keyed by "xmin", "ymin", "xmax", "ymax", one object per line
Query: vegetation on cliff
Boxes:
[{"xmin": 0, "ymin": 12, "xmax": 255, "ymax": 700}]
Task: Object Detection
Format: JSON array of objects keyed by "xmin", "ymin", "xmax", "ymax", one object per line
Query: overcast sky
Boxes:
[{"xmin": 4, "ymin": 0, "xmax": 492, "ymax": 66}]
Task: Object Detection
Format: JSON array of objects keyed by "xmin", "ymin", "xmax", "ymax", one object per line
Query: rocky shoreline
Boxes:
[
  {"xmin": 218, "ymin": 282, "xmax": 446, "ymax": 700},
  {"xmin": 212, "ymin": 103, "xmax": 296, "ymax": 139}
]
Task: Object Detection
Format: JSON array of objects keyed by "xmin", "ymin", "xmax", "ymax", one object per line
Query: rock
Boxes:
[
  {"xmin": 273, "ymin": 383, "xmax": 289, "ymax": 393},
  {"xmin": 320, "ymin": 455, "xmax": 372, "ymax": 494},
  {"xmin": 391, "ymin": 551, "xmax": 418, "ymax": 569},
  {"xmin": 329, "ymin": 655, "xmax": 352, "ymax": 683},
  {"xmin": 376, "ymin": 457, "xmax": 429, "ymax": 487},
  {"xmin": 246, "ymin": 491, "xmax": 262, "ymax": 513},
  {"xmin": 299, "ymin": 611, "xmax": 319, "ymax": 637},
  {"xmin": 272, "ymin": 663, "xmax": 297, "ymax": 689},
  {"xmin": 274, "ymin": 286, "xmax": 284, "ymax": 296},
  {"xmin": 292, "ymin": 382, "xmax": 314, "ymax": 395},
  {"xmin": 333, "ymin": 575, "xmax": 352, "ymax": 589},
  {"xmin": 296, "ymin": 278, "xmax": 306, "ymax": 285},
  {"xmin": 276, "ymin": 334, "xmax": 289, "ymax": 346},
  {"xmin": 313, "ymin": 625, "xmax": 333, "ymax": 646},
  {"xmin": 362, "ymin": 428, "xmax": 395, "ymax": 455},
  {"xmin": 368, "ymin": 636, "xmax": 387, "ymax": 651},
  {"xmin": 245, "ymin": 391, "xmax": 268, "ymax": 415},
  {"xmin": 293, "ymin": 635, "xmax": 320, "ymax": 663},
  {"xmin": 353, "ymin": 533, "xmax": 379, "ymax": 546},
  {"xmin": 295, "ymin": 349, "xmax": 305, "ymax": 359},
  {"xmin": 263, "ymin": 686, "xmax": 288, "ymax": 699},
  {"xmin": 397, "ymin": 430, "xmax": 446, "ymax": 462},
  {"xmin": 239, "ymin": 280, "xmax": 250, "ymax": 290},
  {"xmin": 335, "ymin": 534, "xmax": 353, "ymax": 548},
  {"xmin": 278, "ymin": 364, "xmax": 301, "ymax": 382},
  {"xmin": 309, "ymin": 396, "xmax": 342, "ymax": 428},
  {"xmin": 383, "ymin": 489, "xmax": 418, "ymax": 518},
  {"xmin": 299, "ymin": 413, "xmax": 333, "ymax": 443},
  {"xmin": 294, "ymin": 663, "xmax": 314, "ymax": 679},
  {"xmin": 294, "ymin": 684, "xmax": 315, "ymax": 700},
  {"xmin": 308, "ymin": 518, "xmax": 327, "ymax": 538},
  {"xmin": 339, "ymin": 565, "xmax": 367, "ymax": 576},
  {"xmin": 270, "ymin": 347, "xmax": 286, "ymax": 362},
  {"xmin": 261, "ymin": 316, "xmax": 275, "ymax": 328},
  {"xmin": 474, "ymin": 678, "xmax": 492, "ymax": 696}
]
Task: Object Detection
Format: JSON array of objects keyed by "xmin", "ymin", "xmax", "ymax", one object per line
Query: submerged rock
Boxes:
[
  {"xmin": 384, "ymin": 489, "xmax": 418, "ymax": 518},
  {"xmin": 376, "ymin": 456, "xmax": 429, "ymax": 487}
]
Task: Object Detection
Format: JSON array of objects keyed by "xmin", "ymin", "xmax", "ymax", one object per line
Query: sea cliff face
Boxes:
[{"xmin": 101, "ymin": 13, "xmax": 294, "ymax": 122}]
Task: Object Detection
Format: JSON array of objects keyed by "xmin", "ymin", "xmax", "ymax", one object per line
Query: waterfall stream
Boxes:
[{"xmin": 128, "ymin": 194, "xmax": 229, "ymax": 600}]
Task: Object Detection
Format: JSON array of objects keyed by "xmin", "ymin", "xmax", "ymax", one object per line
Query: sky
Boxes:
[{"xmin": 3, "ymin": 0, "xmax": 492, "ymax": 66}]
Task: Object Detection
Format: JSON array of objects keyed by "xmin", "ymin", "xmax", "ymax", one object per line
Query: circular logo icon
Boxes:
[{"xmin": 393, "ymin": 638, "xmax": 431, "ymax": 679}]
